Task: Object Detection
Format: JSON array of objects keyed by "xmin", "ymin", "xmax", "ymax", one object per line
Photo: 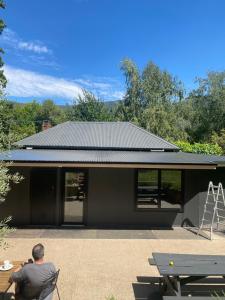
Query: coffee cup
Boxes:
[{"xmin": 3, "ymin": 260, "xmax": 10, "ymax": 269}]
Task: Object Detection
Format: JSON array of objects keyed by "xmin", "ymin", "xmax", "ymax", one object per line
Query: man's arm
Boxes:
[{"xmin": 10, "ymin": 267, "xmax": 25, "ymax": 283}]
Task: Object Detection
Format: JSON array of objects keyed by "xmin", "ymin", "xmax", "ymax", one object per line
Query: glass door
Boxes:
[{"xmin": 63, "ymin": 170, "xmax": 87, "ymax": 223}]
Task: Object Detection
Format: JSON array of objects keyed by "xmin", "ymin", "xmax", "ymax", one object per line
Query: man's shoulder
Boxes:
[
  {"xmin": 23, "ymin": 262, "xmax": 55, "ymax": 271},
  {"xmin": 44, "ymin": 262, "xmax": 56, "ymax": 270}
]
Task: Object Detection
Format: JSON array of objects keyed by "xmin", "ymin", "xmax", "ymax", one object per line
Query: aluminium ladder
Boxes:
[{"xmin": 198, "ymin": 181, "xmax": 225, "ymax": 240}]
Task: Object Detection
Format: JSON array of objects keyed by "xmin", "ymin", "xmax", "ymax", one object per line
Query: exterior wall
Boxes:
[
  {"xmin": 184, "ymin": 168, "xmax": 225, "ymax": 227},
  {"xmin": 87, "ymin": 168, "xmax": 183, "ymax": 227},
  {"xmin": 0, "ymin": 166, "xmax": 224, "ymax": 227},
  {"xmin": 0, "ymin": 167, "xmax": 31, "ymax": 225}
]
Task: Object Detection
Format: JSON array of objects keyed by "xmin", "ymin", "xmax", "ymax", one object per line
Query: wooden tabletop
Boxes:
[{"xmin": 0, "ymin": 261, "xmax": 24, "ymax": 294}]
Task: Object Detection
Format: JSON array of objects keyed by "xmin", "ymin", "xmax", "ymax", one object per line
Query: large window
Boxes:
[{"xmin": 136, "ymin": 169, "xmax": 182, "ymax": 210}]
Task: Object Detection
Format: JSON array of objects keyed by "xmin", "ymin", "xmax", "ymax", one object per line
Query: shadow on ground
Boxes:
[
  {"xmin": 0, "ymin": 293, "xmax": 14, "ymax": 300},
  {"xmin": 133, "ymin": 277, "xmax": 162, "ymax": 300},
  {"xmin": 132, "ymin": 276, "xmax": 225, "ymax": 300}
]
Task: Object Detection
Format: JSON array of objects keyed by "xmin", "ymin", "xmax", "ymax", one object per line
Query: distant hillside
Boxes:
[
  {"xmin": 104, "ymin": 99, "xmax": 121, "ymax": 108},
  {"xmin": 9, "ymin": 99, "xmax": 122, "ymax": 109}
]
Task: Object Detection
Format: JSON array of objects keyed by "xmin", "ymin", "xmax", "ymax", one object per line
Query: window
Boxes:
[{"xmin": 136, "ymin": 170, "xmax": 182, "ymax": 210}]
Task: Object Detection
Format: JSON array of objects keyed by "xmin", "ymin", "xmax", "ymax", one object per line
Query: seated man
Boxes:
[{"xmin": 10, "ymin": 243, "xmax": 56, "ymax": 300}]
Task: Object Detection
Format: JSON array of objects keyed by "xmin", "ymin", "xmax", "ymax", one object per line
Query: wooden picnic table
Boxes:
[
  {"xmin": 151, "ymin": 253, "xmax": 225, "ymax": 298},
  {"xmin": 0, "ymin": 261, "xmax": 23, "ymax": 295}
]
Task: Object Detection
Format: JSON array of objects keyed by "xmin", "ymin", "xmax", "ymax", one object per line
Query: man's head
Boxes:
[{"xmin": 32, "ymin": 243, "xmax": 44, "ymax": 261}]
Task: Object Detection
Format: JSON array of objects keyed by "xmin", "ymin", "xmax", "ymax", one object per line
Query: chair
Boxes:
[{"xmin": 38, "ymin": 269, "xmax": 60, "ymax": 300}]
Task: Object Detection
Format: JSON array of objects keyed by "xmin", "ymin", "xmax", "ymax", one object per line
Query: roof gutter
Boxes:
[{"xmin": 8, "ymin": 162, "xmax": 217, "ymax": 170}]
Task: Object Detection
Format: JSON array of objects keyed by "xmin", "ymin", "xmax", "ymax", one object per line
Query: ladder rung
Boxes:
[
  {"xmin": 216, "ymin": 201, "xmax": 225, "ymax": 204},
  {"xmin": 218, "ymin": 215, "xmax": 225, "ymax": 219},
  {"xmin": 202, "ymin": 218, "xmax": 211, "ymax": 222},
  {"xmin": 205, "ymin": 202, "xmax": 215, "ymax": 205},
  {"xmin": 217, "ymin": 208, "xmax": 224, "ymax": 211},
  {"xmin": 217, "ymin": 221, "xmax": 225, "ymax": 225}
]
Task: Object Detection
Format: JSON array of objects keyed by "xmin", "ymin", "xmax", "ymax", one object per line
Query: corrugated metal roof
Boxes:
[
  {"xmin": 15, "ymin": 121, "xmax": 179, "ymax": 151},
  {"xmin": 1, "ymin": 149, "xmax": 224, "ymax": 166}
]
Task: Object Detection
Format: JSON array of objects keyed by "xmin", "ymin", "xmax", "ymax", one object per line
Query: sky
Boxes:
[{"xmin": 1, "ymin": 0, "xmax": 225, "ymax": 104}]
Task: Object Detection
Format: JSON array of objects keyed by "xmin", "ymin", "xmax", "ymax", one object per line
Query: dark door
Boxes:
[
  {"xmin": 63, "ymin": 170, "xmax": 88, "ymax": 224},
  {"xmin": 30, "ymin": 168, "xmax": 57, "ymax": 225}
]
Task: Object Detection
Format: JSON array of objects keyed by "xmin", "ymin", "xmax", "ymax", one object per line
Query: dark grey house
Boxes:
[{"xmin": 0, "ymin": 121, "xmax": 225, "ymax": 228}]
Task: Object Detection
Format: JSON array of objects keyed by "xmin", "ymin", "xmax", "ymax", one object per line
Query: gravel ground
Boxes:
[{"xmin": 1, "ymin": 235, "xmax": 225, "ymax": 300}]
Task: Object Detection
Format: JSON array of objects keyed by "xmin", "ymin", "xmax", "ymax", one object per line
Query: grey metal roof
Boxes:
[
  {"xmin": 15, "ymin": 121, "xmax": 179, "ymax": 151},
  {"xmin": 0, "ymin": 149, "xmax": 224, "ymax": 166}
]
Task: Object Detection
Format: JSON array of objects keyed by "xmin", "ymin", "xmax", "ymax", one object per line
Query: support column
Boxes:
[{"xmin": 55, "ymin": 168, "xmax": 62, "ymax": 225}]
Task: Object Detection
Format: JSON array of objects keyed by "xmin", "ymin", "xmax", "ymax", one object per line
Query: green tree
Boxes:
[
  {"xmin": 67, "ymin": 90, "xmax": 111, "ymax": 121},
  {"xmin": 210, "ymin": 129, "xmax": 225, "ymax": 154},
  {"xmin": 0, "ymin": 0, "xmax": 7, "ymax": 90},
  {"xmin": 142, "ymin": 103, "xmax": 188, "ymax": 140},
  {"xmin": 118, "ymin": 59, "xmax": 142, "ymax": 123},
  {"xmin": 174, "ymin": 141, "xmax": 223, "ymax": 156},
  {"xmin": 142, "ymin": 61, "xmax": 183, "ymax": 107},
  {"xmin": 189, "ymin": 71, "xmax": 225, "ymax": 141},
  {"xmin": 38, "ymin": 99, "xmax": 66, "ymax": 129}
]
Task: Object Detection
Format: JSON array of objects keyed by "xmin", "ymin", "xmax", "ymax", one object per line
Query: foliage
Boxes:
[
  {"xmin": 118, "ymin": 58, "xmax": 142, "ymax": 122},
  {"xmin": 117, "ymin": 58, "xmax": 187, "ymax": 139},
  {"xmin": 174, "ymin": 141, "xmax": 223, "ymax": 155},
  {"xmin": 188, "ymin": 71, "xmax": 225, "ymax": 141},
  {"xmin": 0, "ymin": 217, "xmax": 15, "ymax": 249},
  {"xmin": 67, "ymin": 90, "xmax": 112, "ymax": 121},
  {"xmin": 210, "ymin": 129, "xmax": 225, "ymax": 154},
  {"xmin": 0, "ymin": 1, "xmax": 21, "ymax": 249},
  {"xmin": 0, "ymin": 0, "xmax": 7, "ymax": 90}
]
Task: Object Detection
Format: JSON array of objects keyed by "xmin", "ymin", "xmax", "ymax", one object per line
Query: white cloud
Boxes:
[
  {"xmin": 4, "ymin": 65, "xmax": 83, "ymax": 100},
  {"xmin": 1, "ymin": 28, "xmax": 51, "ymax": 54},
  {"xmin": 74, "ymin": 77, "xmax": 124, "ymax": 100},
  {"xmin": 18, "ymin": 42, "xmax": 49, "ymax": 54},
  {"xmin": 3, "ymin": 65, "xmax": 124, "ymax": 101}
]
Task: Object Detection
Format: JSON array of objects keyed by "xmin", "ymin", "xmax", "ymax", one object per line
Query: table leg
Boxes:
[{"xmin": 164, "ymin": 276, "xmax": 181, "ymax": 296}]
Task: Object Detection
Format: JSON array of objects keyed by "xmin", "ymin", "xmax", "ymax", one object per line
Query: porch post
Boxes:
[{"xmin": 55, "ymin": 168, "xmax": 61, "ymax": 225}]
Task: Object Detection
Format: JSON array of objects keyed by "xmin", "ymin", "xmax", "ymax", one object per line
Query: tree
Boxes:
[
  {"xmin": 117, "ymin": 59, "xmax": 142, "ymax": 123},
  {"xmin": 142, "ymin": 61, "xmax": 184, "ymax": 107},
  {"xmin": 38, "ymin": 99, "xmax": 67, "ymax": 130},
  {"xmin": 188, "ymin": 71, "xmax": 225, "ymax": 141},
  {"xmin": 174, "ymin": 141, "xmax": 223, "ymax": 156},
  {"xmin": 210, "ymin": 129, "xmax": 225, "ymax": 154},
  {"xmin": 117, "ymin": 58, "xmax": 188, "ymax": 139},
  {"xmin": 0, "ymin": 0, "xmax": 7, "ymax": 90},
  {"xmin": 142, "ymin": 103, "xmax": 188, "ymax": 141},
  {"xmin": 67, "ymin": 90, "xmax": 112, "ymax": 121}
]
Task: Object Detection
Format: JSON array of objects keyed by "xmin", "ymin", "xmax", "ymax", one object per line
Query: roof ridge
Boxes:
[
  {"xmin": 128, "ymin": 122, "xmax": 179, "ymax": 149},
  {"xmin": 67, "ymin": 121, "xmax": 130, "ymax": 124}
]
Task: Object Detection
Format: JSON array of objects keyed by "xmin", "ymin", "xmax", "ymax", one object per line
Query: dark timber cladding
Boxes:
[{"xmin": 0, "ymin": 121, "xmax": 224, "ymax": 227}]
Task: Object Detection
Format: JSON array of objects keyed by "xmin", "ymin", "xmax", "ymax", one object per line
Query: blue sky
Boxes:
[{"xmin": 1, "ymin": 0, "xmax": 225, "ymax": 104}]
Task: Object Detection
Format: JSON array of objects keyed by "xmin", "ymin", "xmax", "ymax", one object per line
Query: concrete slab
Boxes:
[
  {"xmin": 2, "ymin": 237, "xmax": 225, "ymax": 300},
  {"xmin": 7, "ymin": 227, "xmax": 204, "ymax": 239}
]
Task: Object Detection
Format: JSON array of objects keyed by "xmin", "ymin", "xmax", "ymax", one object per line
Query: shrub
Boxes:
[{"xmin": 174, "ymin": 141, "xmax": 223, "ymax": 156}]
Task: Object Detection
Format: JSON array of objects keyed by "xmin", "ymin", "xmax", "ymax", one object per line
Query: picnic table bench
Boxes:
[
  {"xmin": 163, "ymin": 297, "xmax": 225, "ymax": 300},
  {"xmin": 150, "ymin": 253, "xmax": 225, "ymax": 298}
]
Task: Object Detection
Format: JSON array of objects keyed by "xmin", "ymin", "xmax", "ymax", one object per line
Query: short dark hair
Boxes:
[{"xmin": 32, "ymin": 243, "xmax": 44, "ymax": 261}]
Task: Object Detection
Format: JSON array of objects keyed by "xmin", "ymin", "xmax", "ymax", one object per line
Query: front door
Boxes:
[
  {"xmin": 30, "ymin": 168, "xmax": 56, "ymax": 225},
  {"xmin": 63, "ymin": 170, "xmax": 87, "ymax": 224}
]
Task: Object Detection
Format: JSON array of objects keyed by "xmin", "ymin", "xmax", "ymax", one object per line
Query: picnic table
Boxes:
[
  {"xmin": 0, "ymin": 261, "xmax": 23, "ymax": 297},
  {"xmin": 151, "ymin": 253, "xmax": 225, "ymax": 298}
]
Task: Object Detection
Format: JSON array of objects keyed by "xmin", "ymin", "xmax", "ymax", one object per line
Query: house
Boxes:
[{"xmin": 0, "ymin": 121, "xmax": 225, "ymax": 227}]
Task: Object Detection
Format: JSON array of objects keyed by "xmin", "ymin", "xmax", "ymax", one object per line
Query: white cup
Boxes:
[{"xmin": 3, "ymin": 260, "xmax": 10, "ymax": 269}]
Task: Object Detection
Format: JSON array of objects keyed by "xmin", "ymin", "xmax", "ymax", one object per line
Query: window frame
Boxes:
[{"xmin": 135, "ymin": 169, "xmax": 184, "ymax": 212}]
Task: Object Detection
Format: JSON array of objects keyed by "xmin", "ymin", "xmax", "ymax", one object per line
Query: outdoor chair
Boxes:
[{"xmin": 37, "ymin": 269, "xmax": 60, "ymax": 300}]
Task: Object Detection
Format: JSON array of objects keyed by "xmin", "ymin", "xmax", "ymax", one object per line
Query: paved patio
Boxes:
[
  {"xmin": 1, "ymin": 228, "xmax": 225, "ymax": 300},
  {"xmin": 7, "ymin": 227, "xmax": 207, "ymax": 239}
]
